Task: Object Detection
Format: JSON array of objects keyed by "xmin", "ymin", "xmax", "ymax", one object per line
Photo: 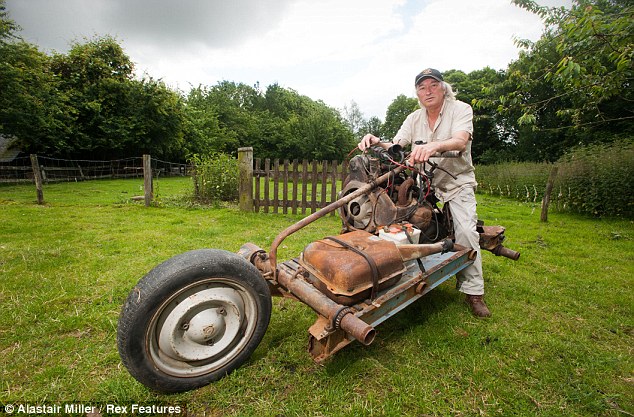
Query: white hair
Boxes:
[
  {"xmin": 415, "ymin": 80, "xmax": 456, "ymax": 107},
  {"xmin": 441, "ymin": 81, "xmax": 456, "ymax": 101}
]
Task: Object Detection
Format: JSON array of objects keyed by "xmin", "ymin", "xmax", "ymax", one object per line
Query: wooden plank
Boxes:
[
  {"xmin": 301, "ymin": 160, "xmax": 308, "ymax": 215},
  {"xmin": 263, "ymin": 159, "xmax": 270, "ymax": 214},
  {"xmin": 311, "ymin": 161, "xmax": 318, "ymax": 213},
  {"xmin": 238, "ymin": 147, "xmax": 253, "ymax": 212},
  {"xmin": 283, "ymin": 159, "xmax": 289, "ymax": 214},
  {"xmin": 273, "ymin": 159, "xmax": 280, "ymax": 214},
  {"xmin": 30, "ymin": 154, "xmax": 44, "ymax": 204},
  {"xmin": 321, "ymin": 160, "xmax": 328, "ymax": 209},
  {"xmin": 254, "ymin": 158, "xmax": 261, "ymax": 212},
  {"xmin": 143, "ymin": 154, "xmax": 153, "ymax": 207},
  {"xmin": 330, "ymin": 160, "xmax": 338, "ymax": 215},
  {"xmin": 291, "ymin": 159, "xmax": 299, "ymax": 215}
]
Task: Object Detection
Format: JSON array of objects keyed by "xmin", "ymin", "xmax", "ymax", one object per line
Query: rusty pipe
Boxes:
[
  {"xmin": 269, "ymin": 166, "xmax": 404, "ymax": 273},
  {"xmin": 491, "ymin": 245, "xmax": 521, "ymax": 261},
  {"xmin": 396, "ymin": 238, "xmax": 454, "ymax": 261},
  {"xmin": 276, "ymin": 264, "xmax": 376, "ymax": 345},
  {"xmin": 397, "ymin": 177, "xmax": 415, "ymax": 206},
  {"xmin": 241, "ymin": 244, "xmax": 376, "ymax": 345}
]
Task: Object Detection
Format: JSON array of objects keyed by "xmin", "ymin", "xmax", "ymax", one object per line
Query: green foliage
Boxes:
[
  {"xmin": 381, "ymin": 94, "xmax": 419, "ymax": 139},
  {"xmin": 555, "ymin": 138, "xmax": 633, "ymax": 217},
  {"xmin": 190, "ymin": 153, "xmax": 238, "ymax": 204},
  {"xmin": 446, "ymin": 68, "xmax": 512, "ymax": 164},
  {"xmin": 488, "ymin": 0, "xmax": 634, "ymax": 161},
  {"xmin": 184, "ymin": 82, "xmax": 356, "ymax": 161},
  {"xmin": 476, "ymin": 139, "xmax": 634, "ymax": 217}
]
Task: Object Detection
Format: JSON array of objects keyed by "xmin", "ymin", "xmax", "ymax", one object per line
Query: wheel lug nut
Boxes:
[{"xmin": 181, "ymin": 323, "xmax": 190, "ymax": 330}]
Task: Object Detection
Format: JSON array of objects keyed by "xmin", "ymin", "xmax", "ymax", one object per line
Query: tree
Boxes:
[
  {"xmin": 493, "ymin": 0, "xmax": 634, "ymax": 160},
  {"xmin": 0, "ymin": 1, "xmax": 72, "ymax": 155},
  {"xmin": 382, "ymin": 94, "xmax": 419, "ymax": 139},
  {"xmin": 446, "ymin": 68, "xmax": 513, "ymax": 164},
  {"xmin": 361, "ymin": 116, "xmax": 383, "ymax": 138},
  {"xmin": 341, "ymin": 100, "xmax": 365, "ymax": 138}
]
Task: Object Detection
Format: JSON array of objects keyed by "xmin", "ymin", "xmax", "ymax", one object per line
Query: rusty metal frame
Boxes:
[{"xmin": 307, "ymin": 248, "xmax": 475, "ymax": 362}]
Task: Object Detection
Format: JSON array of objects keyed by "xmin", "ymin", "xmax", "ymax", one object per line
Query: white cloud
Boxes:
[{"xmin": 6, "ymin": 0, "xmax": 572, "ymax": 119}]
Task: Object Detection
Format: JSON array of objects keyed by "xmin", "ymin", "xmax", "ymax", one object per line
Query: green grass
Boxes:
[{"xmin": 0, "ymin": 178, "xmax": 632, "ymax": 416}]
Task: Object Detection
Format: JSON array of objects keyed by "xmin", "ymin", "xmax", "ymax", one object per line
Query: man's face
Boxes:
[{"xmin": 416, "ymin": 78, "xmax": 444, "ymax": 110}]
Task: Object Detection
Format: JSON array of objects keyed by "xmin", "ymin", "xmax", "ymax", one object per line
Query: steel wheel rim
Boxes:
[{"xmin": 147, "ymin": 278, "xmax": 258, "ymax": 377}]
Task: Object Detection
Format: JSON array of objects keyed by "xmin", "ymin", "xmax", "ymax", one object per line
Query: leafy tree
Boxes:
[
  {"xmin": 382, "ymin": 94, "xmax": 419, "ymax": 139},
  {"xmin": 0, "ymin": 1, "xmax": 72, "ymax": 155},
  {"xmin": 48, "ymin": 36, "xmax": 186, "ymax": 159},
  {"xmin": 491, "ymin": 0, "xmax": 633, "ymax": 160},
  {"xmin": 446, "ymin": 68, "xmax": 513, "ymax": 164},
  {"xmin": 341, "ymin": 100, "xmax": 365, "ymax": 138},
  {"xmin": 361, "ymin": 116, "xmax": 383, "ymax": 138}
]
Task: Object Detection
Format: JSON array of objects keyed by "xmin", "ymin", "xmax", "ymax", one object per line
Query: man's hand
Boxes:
[
  {"xmin": 358, "ymin": 134, "xmax": 380, "ymax": 151},
  {"xmin": 409, "ymin": 142, "xmax": 441, "ymax": 164}
]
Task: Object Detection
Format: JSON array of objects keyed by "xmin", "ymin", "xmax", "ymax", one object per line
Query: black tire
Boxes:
[{"xmin": 117, "ymin": 249, "xmax": 272, "ymax": 393}]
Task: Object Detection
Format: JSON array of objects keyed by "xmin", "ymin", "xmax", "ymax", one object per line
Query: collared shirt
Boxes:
[{"xmin": 392, "ymin": 98, "xmax": 477, "ymax": 202}]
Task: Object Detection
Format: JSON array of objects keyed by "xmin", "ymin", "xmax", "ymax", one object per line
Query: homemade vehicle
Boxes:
[{"xmin": 117, "ymin": 145, "xmax": 520, "ymax": 393}]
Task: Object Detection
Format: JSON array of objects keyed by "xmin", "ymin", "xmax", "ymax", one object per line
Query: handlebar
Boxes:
[{"xmin": 431, "ymin": 151, "xmax": 462, "ymax": 158}]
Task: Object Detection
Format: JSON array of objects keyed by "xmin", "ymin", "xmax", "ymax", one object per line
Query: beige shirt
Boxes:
[{"xmin": 393, "ymin": 98, "xmax": 477, "ymax": 202}]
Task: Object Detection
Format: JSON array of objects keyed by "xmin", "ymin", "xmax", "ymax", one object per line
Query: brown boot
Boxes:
[{"xmin": 465, "ymin": 295, "xmax": 491, "ymax": 318}]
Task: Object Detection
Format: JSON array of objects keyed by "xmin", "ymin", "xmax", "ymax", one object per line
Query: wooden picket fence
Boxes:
[{"xmin": 238, "ymin": 147, "xmax": 349, "ymax": 215}]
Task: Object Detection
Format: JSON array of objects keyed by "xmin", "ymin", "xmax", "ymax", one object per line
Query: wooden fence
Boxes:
[{"xmin": 238, "ymin": 147, "xmax": 349, "ymax": 215}]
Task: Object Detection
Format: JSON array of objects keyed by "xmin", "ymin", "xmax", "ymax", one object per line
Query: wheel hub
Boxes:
[{"xmin": 157, "ymin": 287, "xmax": 245, "ymax": 362}]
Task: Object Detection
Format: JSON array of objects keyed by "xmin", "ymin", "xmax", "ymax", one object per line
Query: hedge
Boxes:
[{"xmin": 475, "ymin": 139, "xmax": 633, "ymax": 218}]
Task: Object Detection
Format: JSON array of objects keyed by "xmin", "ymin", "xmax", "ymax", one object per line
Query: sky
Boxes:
[{"xmin": 5, "ymin": 0, "xmax": 572, "ymax": 120}]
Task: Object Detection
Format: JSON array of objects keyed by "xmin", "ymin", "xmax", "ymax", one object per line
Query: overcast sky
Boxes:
[{"xmin": 6, "ymin": 0, "xmax": 572, "ymax": 120}]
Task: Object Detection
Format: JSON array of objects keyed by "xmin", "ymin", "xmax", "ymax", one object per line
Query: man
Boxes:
[{"xmin": 358, "ymin": 68, "xmax": 491, "ymax": 318}]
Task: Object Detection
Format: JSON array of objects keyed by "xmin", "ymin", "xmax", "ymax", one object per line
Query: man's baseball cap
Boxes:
[{"xmin": 415, "ymin": 68, "xmax": 443, "ymax": 85}]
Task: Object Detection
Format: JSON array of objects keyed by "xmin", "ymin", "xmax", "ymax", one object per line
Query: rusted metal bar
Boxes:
[
  {"xmin": 268, "ymin": 166, "xmax": 404, "ymax": 273},
  {"xmin": 239, "ymin": 243, "xmax": 376, "ymax": 346},
  {"xmin": 308, "ymin": 249, "xmax": 475, "ymax": 362}
]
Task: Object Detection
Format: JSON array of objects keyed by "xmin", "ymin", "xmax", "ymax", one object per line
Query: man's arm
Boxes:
[
  {"xmin": 408, "ymin": 131, "xmax": 470, "ymax": 164},
  {"xmin": 358, "ymin": 134, "xmax": 391, "ymax": 151}
]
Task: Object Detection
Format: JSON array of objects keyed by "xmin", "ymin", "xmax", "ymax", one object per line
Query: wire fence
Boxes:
[{"xmin": 0, "ymin": 155, "xmax": 191, "ymax": 184}]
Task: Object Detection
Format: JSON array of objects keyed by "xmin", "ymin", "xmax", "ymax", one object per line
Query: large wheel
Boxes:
[{"xmin": 117, "ymin": 249, "xmax": 271, "ymax": 393}]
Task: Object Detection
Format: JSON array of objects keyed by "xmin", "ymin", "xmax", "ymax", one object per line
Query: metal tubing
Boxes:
[
  {"xmin": 491, "ymin": 245, "xmax": 521, "ymax": 261},
  {"xmin": 396, "ymin": 239, "xmax": 453, "ymax": 261},
  {"xmin": 268, "ymin": 166, "xmax": 404, "ymax": 272},
  {"xmin": 276, "ymin": 264, "xmax": 376, "ymax": 345}
]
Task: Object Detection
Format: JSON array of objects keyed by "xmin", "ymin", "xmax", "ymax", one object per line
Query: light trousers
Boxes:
[{"xmin": 447, "ymin": 187, "xmax": 485, "ymax": 295}]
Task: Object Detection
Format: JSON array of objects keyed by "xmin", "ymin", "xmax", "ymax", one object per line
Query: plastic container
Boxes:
[{"xmin": 378, "ymin": 224, "xmax": 421, "ymax": 245}]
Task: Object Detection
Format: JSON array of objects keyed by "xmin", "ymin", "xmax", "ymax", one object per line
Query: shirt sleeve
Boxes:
[{"xmin": 451, "ymin": 102, "xmax": 474, "ymax": 138}]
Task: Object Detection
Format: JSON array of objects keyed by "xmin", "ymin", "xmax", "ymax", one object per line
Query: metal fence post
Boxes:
[{"xmin": 238, "ymin": 147, "xmax": 253, "ymax": 212}]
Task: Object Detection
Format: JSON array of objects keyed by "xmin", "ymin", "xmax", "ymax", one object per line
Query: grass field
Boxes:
[{"xmin": 0, "ymin": 177, "xmax": 632, "ymax": 416}]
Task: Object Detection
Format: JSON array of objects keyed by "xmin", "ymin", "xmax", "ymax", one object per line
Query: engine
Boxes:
[{"xmin": 338, "ymin": 151, "xmax": 447, "ymax": 243}]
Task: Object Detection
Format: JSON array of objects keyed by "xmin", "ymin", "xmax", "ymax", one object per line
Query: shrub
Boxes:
[
  {"xmin": 190, "ymin": 153, "xmax": 238, "ymax": 204},
  {"xmin": 555, "ymin": 139, "xmax": 633, "ymax": 217},
  {"xmin": 475, "ymin": 139, "xmax": 634, "ymax": 218}
]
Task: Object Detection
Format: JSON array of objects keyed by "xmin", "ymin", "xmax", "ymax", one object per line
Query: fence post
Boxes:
[
  {"xmin": 30, "ymin": 154, "xmax": 44, "ymax": 204},
  {"xmin": 541, "ymin": 166, "xmax": 558, "ymax": 222},
  {"xmin": 238, "ymin": 147, "xmax": 254, "ymax": 212},
  {"xmin": 143, "ymin": 154, "xmax": 153, "ymax": 207}
]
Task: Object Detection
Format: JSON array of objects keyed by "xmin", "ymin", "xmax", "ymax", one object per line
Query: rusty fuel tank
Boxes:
[{"xmin": 299, "ymin": 230, "xmax": 454, "ymax": 305}]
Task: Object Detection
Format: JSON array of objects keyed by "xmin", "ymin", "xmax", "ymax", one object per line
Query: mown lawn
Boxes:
[{"xmin": 0, "ymin": 177, "xmax": 632, "ymax": 416}]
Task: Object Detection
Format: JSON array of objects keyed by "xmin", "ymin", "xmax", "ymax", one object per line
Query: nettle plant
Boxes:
[{"xmin": 190, "ymin": 153, "xmax": 239, "ymax": 204}]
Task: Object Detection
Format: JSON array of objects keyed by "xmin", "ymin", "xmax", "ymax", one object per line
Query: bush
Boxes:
[
  {"xmin": 475, "ymin": 139, "xmax": 634, "ymax": 218},
  {"xmin": 555, "ymin": 139, "xmax": 633, "ymax": 217},
  {"xmin": 190, "ymin": 153, "xmax": 238, "ymax": 204}
]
